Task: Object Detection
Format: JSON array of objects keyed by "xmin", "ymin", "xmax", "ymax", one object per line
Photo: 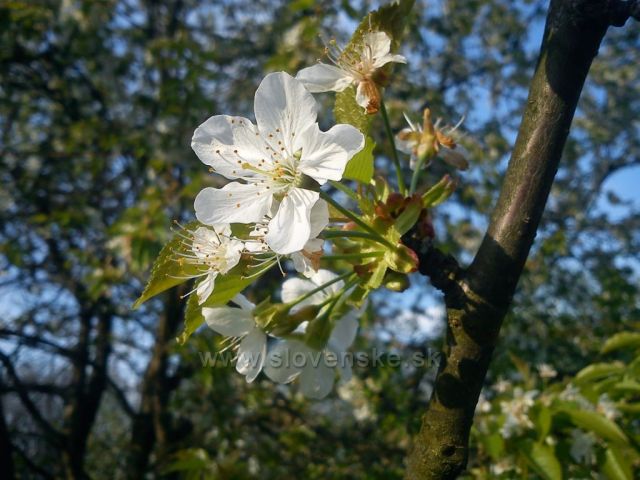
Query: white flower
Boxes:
[
  {"xmin": 263, "ymin": 270, "xmax": 360, "ymax": 399},
  {"xmin": 296, "ymin": 31, "xmax": 406, "ymax": 114},
  {"xmin": 189, "ymin": 225, "xmax": 244, "ymax": 304},
  {"xmin": 202, "ymin": 294, "xmax": 266, "ymax": 382},
  {"xmin": 192, "ymin": 72, "xmax": 364, "ymax": 255},
  {"xmin": 263, "ymin": 315, "xmax": 358, "ymax": 399},
  {"xmin": 537, "ymin": 363, "xmax": 558, "ymax": 379},
  {"xmin": 569, "ymin": 429, "xmax": 596, "ymax": 464},
  {"xmin": 494, "ymin": 378, "xmax": 512, "ymax": 393},
  {"xmin": 491, "ymin": 458, "xmax": 515, "ymax": 476},
  {"xmin": 244, "ymin": 199, "xmax": 329, "ymax": 277},
  {"xmin": 499, "ymin": 388, "xmax": 537, "ymax": 438},
  {"xmin": 475, "ymin": 393, "xmax": 492, "ymax": 414},
  {"xmin": 597, "ymin": 394, "xmax": 619, "ymax": 421}
]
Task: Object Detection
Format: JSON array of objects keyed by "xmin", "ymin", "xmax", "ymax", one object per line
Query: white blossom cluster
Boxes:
[{"xmin": 186, "ymin": 33, "xmax": 403, "ymax": 398}]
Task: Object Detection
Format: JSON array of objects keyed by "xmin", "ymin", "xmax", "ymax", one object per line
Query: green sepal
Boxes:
[
  {"xmin": 422, "ymin": 175, "xmax": 456, "ymax": 208},
  {"xmin": 384, "ymin": 243, "xmax": 418, "ymax": 274}
]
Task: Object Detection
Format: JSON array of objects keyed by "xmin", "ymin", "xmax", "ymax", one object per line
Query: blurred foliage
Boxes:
[{"xmin": 0, "ymin": 0, "xmax": 638, "ymax": 478}]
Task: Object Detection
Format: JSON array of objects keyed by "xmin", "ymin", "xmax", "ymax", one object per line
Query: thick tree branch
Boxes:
[{"xmin": 405, "ymin": 1, "xmax": 635, "ymax": 478}]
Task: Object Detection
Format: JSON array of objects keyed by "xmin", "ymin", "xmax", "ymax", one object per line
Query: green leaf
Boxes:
[
  {"xmin": 484, "ymin": 432, "xmax": 505, "ymax": 460},
  {"xmin": 519, "ymin": 440, "xmax": 563, "ymax": 480},
  {"xmin": 176, "ymin": 260, "xmax": 275, "ymax": 345},
  {"xmin": 133, "ymin": 222, "xmax": 201, "ymax": 309},
  {"xmin": 343, "ymin": 136, "xmax": 375, "ymax": 183},
  {"xmin": 612, "ymin": 379, "xmax": 640, "ymax": 394},
  {"xmin": 561, "ymin": 409, "xmax": 629, "ymax": 446},
  {"xmin": 601, "ymin": 447, "xmax": 633, "ymax": 480},
  {"xmin": 177, "ymin": 291, "xmax": 205, "ymax": 346},
  {"xmin": 575, "ymin": 362, "xmax": 625, "ymax": 384},
  {"xmin": 335, "ymin": 86, "xmax": 371, "ymax": 134},
  {"xmin": 534, "ymin": 405, "xmax": 552, "ymax": 441},
  {"xmin": 602, "ymin": 332, "xmax": 640, "ymax": 354}
]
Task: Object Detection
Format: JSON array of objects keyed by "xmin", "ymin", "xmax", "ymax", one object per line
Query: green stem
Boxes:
[
  {"xmin": 321, "ymin": 229, "xmax": 393, "ymax": 248},
  {"xmin": 288, "ymin": 271, "xmax": 352, "ymax": 308},
  {"xmin": 409, "ymin": 155, "xmax": 427, "ymax": 195},
  {"xmin": 322, "ymin": 251, "xmax": 384, "ymax": 261},
  {"xmin": 380, "ymin": 99, "xmax": 407, "ymax": 196},
  {"xmin": 319, "ymin": 191, "xmax": 392, "ymax": 247},
  {"xmin": 329, "ymin": 180, "xmax": 358, "ymax": 201}
]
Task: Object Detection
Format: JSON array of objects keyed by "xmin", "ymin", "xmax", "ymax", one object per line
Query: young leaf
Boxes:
[
  {"xmin": 601, "ymin": 447, "xmax": 633, "ymax": 480},
  {"xmin": 133, "ymin": 222, "xmax": 201, "ymax": 309},
  {"xmin": 601, "ymin": 332, "xmax": 640, "ymax": 354},
  {"xmin": 177, "ymin": 291, "xmax": 204, "ymax": 345},
  {"xmin": 561, "ymin": 409, "xmax": 629, "ymax": 446},
  {"xmin": 575, "ymin": 362, "xmax": 625, "ymax": 384},
  {"xmin": 519, "ymin": 440, "xmax": 563, "ymax": 480},
  {"xmin": 343, "ymin": 135, "xmax": 376, "ymax": 183},
  {"xmin": 335, "ymin": 86, "xmax": 372, "ymax": 134}
]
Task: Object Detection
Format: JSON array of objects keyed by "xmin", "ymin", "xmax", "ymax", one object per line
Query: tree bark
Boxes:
[
  {"xmin": 404, "ymin": 1, "xmax": 637, "ymax": 478},
  {"xmin": 0, "ymin": 380, "xmax": 15, "ymax": 480},
  {"xmin": 127, "ymin": 286, "xmax": 187, "ymax": 478}
]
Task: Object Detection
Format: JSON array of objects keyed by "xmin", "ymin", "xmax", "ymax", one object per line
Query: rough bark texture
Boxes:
[{"xmin": 404, "ymin": 1, "xmax": 637, "ymax": 478}]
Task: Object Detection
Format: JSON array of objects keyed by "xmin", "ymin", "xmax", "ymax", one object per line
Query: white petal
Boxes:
[
  {"xmin": 202, "ymin": 306, "xmax": 254, "ymax": 337},
  {"xmin": 194, "ymin": 183, "xmax": 273, "ymax": 225},
  {"xmin": 191, "ymin": 115, "xmax": 268, "ymax": 180},
  {"xmin": 231, "ymin": 293, "xmax": 255, "ymax": 311},
  {"xmin": 304, "ymin": 237, "xmax": 324, "ymax": 252},
  {"xmin": 220, "ymin": 238, "xmax": 244, "ymax": 273},
  {"xmin": 395, "ymin": 128, "xmax": 417, "ymax": 155},
  {"xmin": 264, "ymin": 188, "xmax": 319, "ymax": 255},
  {"xmin": 298, "ymin": 124, "xmax": 364, "ymax": 184},
  {"xmin": 363, "ymin": 32, "xmax": 406, "ymax": 69},
  {"xmin": 291, "ymin": 238, "xmax": 324, "ymax": 277},
  {"xmin": 281, "ymin": 277, "xmax": 323, "ymax": 309},
  {"xmin": 309, "ymin": 199, "xmax": 329, "ymax": 238},
  {"xmin": 244, "ymin": 239, "xmax": 269, "ymax": 253},
  {"xmin": 254, "ymin": 72, "xmax": 317, "ymax": 154},
  {"xmin": 292, "ymin": 252, "xmax": 312, "ymax": 277},
  {"xmin": 335, "ymin": 351, "xmax": 353, "ymax": 384},
  {"xmin": 263, "ymin": 339, "xmax": 304, "ymax": 384},
  {"xmin": 295, "ymin": 63, "xmax": 353, "ymax": 93},
  {"xmin": 364, "ymin": 32, "xmax": 392, "ymax": 62},
  {"xmin": 196, "ymin": 272, "xmax": 217, "ymax": 305},
  {"xmin": 374, "ymin": 53, "xmax": 407, "ymax": 69},
  {"xmin": 328, "ymin": 313, "xmax": 359, "ymax": 352},
  {"xmin": 191, "ymin": 227, "xmax": 221, "ymax": 259},
  {"xmin": 355, "ymin": 81, "xmax": 371, "ymax": 111},
  {"xmin": 236, "ymin": 328, "xmax": 266, "ymax": 383},
  {"xmin": 299, "ymin": 355, "xmax": 335, "ymax": 399},
  {"xmin": 309, "ymin": 269, "xmax": 344, "ymax": 295}
]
